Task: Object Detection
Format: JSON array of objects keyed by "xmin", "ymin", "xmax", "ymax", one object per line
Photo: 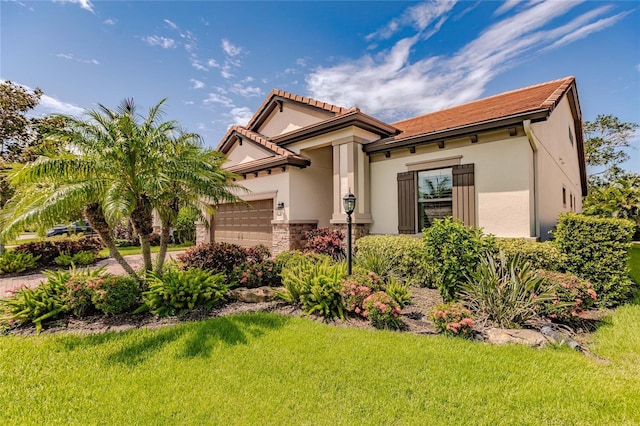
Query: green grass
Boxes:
[
  {"xmin": 628, "ymin": 243, "xmax": 640, "ymax": 285},
  {"xmin": 1, "ymin": 308, "xmax": 639, "ymax": 425},
  {"xmin": 98, "ymin": 244, "xmax": 191, "ymax": 258}
]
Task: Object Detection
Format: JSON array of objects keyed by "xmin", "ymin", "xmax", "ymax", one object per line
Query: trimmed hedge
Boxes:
[
  {"xmin": 355, "ymin": 235, "xmax": 432, "ymax": 287},
  {"xmin": 496, "ymin": 238, "xmax": 565, "ymax": 272},
  {"xmin": 554, "ymin": 213, "xmax": 635, "ymax": 307},
  {"xmin": 15, "ymin": 237, "xmax": 103, "ymax": 267}
]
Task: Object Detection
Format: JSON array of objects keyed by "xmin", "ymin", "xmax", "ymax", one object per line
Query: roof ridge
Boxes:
[
  {"xmin": 391, "ymin": 76, "xmax": 575, "ymax": 126},
  {"xmin": 233, "ymin": 126, "xmax": 300, "ymax": 158}
]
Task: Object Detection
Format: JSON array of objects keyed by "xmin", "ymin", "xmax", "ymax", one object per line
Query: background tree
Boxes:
[{"xmin": 582, "ymin": 114, "xmax": 639, "ymax": 237}]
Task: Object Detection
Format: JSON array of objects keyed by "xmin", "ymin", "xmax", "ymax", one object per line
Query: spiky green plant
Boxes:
[{"xmin": 460, "ymin": 251, "xmax": 554, "ymax": 328}]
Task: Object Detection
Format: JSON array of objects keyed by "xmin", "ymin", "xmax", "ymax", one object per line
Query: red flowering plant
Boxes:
[
  {"xmin": 229, "ymin": 260, "xmax": 282, "ymax": 288},
  {"xmin": 340, "ymin": 278, "xmax": 372, "ymax": 316},
  {"xmin": 430, "ymin": 302, "xmax": 475, "ymax": 338},
  {"xmin": 362, "ymin": 291, "xmax": 403, "ymax": 330},
  {"xmin": 63, "ymin": 276, "xmax": 103, "ymax": 317},
  {"xmin": 536, "ymin": 270, "xmax": 598, "ymax": 325}
]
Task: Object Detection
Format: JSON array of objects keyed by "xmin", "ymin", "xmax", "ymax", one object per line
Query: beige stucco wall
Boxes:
[
  {"xmin": 530, "ymin": 96, "xmax": 584, "ymax": 239},
  {"xmin": 232, "ymin": 170, "xmax": 289, "ymax": 220},
  {"xmin": 225, "ymin": 139, "xmax": 273, "ymax": 168},
  {"xmin": 369, "ymin": 134, "xmax": 533, "ymax": 238},
  {"xmin": 258, "ymin": 102, "xmax": 333, "ymax": 138},
  {"xmin": 288, "ymin": 146, "xmax": 333, "ymax": 226}
]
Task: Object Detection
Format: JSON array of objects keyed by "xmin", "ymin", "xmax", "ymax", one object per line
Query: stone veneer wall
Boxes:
[
  {"xmin": 195, "ymin": 221, "xmax": 210, "ymax": 245},
  {"xmin": 272, "ymin": 222, "xmax": 318, "ymax": 255}
]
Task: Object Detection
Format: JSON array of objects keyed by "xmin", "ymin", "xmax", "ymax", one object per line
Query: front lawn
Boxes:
[
  {"xmin": 1, "ymin": 308, "xmax": 639, "ymax": 425},
  {"xmin": 97, "ymin": 243, "xmax": 191, "ymax": 258}
]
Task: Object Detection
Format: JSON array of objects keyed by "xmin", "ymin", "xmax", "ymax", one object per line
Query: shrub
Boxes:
[
  {"xmin": 460, "ymin": 252, "xmax": 554, "ymax": 328},
  {"xmin": 362, "ymin": 291, "xmax": 402, "ymax": 330},
  {"xmin": 496, "ymin": 238, "xmax": 565, "ymax": 272},
  {"xmin": 355, "ymin": 235, "xmax": 432, "ymax": 287},
  {"xmin": 0, "ymin": 250, "xmax": 40, "ymax": 274},
  {"xmin": 340, "ymin": 279, "xmax": 373, "ymax": 315},
  {"xmin": 430, "ymin": 302, "xmax": 474, "ymax": 338},
  {"xmin": 177, "ymin": 242, "xmax": 248, "ymax": 276},
  {"xmin": 537, "ymin": 270, "xmax": 598, "ymax": 325},
  {"xmin": 148, "ymin": 233, "xmax": 161, "ymax": 246},
  {"xmin": 423, "ymin": 217, "xmax": 497, "ymax": 301},
  {"xmin": 63, "ymin": 276, "xmax": 99, "ymax": 317},
  {"xmin": 140, "ymin": 267, "xmax": 228, "ymax": 317},
  {"xmin": 245, "ymin": 245, "xmax": 271, "ymax": 263},
  {"xmin": 91, "ymin": 276, "xmax": 140, "ymax": 315},
  {"xmin": 15, "ymin": 237, "xmax": 103, "ymax": 267},
  {"xmin": 0, "ymin": 266, "xmax": 105, "ymax": 331},
  {"xmin": 174, "ymin": 207, "xmax": 197, "ymax": 244},
  {"xmin": 274, "ymin": 250, "xmax": 333, "ymax": 270},
  {"xmin": 303, "ymin": 228, "xmax": 345, "ymax": 261},
  {"xmin": 229, "ymin": 259, "xmax": 282, "ymax": 288},
  {"xmin": 554, "ymin": 213, "xmax": 635, "ymax": 307},
  {"xmin": 279, "ymin": 257, "xmax": 347, "ymax": 319},
  {"xmin": 54, "ymin": 251, "xmax": 96, "ymax": 267},
  {"xmin": 385, "ymin": 278, "xmax": 412, "ymax": 307}
]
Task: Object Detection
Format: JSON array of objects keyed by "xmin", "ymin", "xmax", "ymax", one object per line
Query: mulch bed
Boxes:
[{"xmin": 4, "ymin": 287, "xmax": 443, "ymax": 337}]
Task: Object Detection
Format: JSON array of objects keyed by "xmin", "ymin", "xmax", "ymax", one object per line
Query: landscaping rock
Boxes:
[
  {"xmin": 227, "ymin": 286, "xmax": 278, "ymax": 303},
  {"xmin": 484, "ymin": 328, "xmax": 549, "ymax": 348}
]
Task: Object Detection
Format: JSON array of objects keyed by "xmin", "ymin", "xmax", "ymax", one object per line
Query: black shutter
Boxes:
[
  {"xmin": 452, "ymin": 164, "xmax": 476, "ymax": 226},
  {"xmin": 397, "ymin": 172, "xmax": 416, "ymax": 234}
]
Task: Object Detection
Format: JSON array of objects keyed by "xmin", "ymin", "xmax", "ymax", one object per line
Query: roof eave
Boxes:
[
  {"xmin": 363, "ymin": 109, "xmax": 550, "ymax": 154},
  {"xmin": 227, "ymin": 156, "xmax": 310, "ymax": 175}
]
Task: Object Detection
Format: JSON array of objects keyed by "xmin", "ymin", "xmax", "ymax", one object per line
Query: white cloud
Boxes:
[
  {"xmin": 190, "ymin": 79, "xmax": 205, "ymax": 89},
  {"xmin": 142, "ymin": 36, "xmax": 176, "ymax": 49},
  {"xmin": 56, "ymin": 53, "xmax": 99, "ymax": 65},
  {"xmin": 307, "ymin": 0, "xmax": 626, "ymax": 121},
  {"xmin": 103, "ymin": 18, "xmax": 117, "ymax": 25},
  {"xmin": 230, "ymin": 83, "xmax": 262, "ymax": 98},
  {"xmin": 221, "ymin": 39, "xmax": 243, "ymax": 56},
  {"xmin": 366, "ymin": 0, "xmax": 457, "ymax": 41},
  {"xmin": 190, "ymin": 57, "xmax": 207, "ymax": 71},
  {"xmin": 296, "ymin": 57, "xmax": 308, "ymax": 67},
  {"xmin": 227, "ymin": 107, "xmax": 253, "ymax": 126},
  {"xmin": 183, "ymin": 100, "xmax": 195, "ymax": 105},
  {"xmin": 636, "ymin": 64, "xmax": 640, "ymax": 72},
  {"xmin": 494, "ymin": 0, "xmax": 521, "ymax": 16},
  {"xmin": 164, "ymin": 19, "xmax": 178, "ymax": 30},
  {"xmin": 543, "ymin": 10, "xmax": 630, "ymax": 51},
  {"xmin": 53, "ymin": 0, "xmax": 94, "ymax": 13},
  {"xmin": 207, "ymin": 59, "xmax": 219, "ymax": 68},
  {"xmin": 38, "ymin": 94, "xmax": 85, "ymax": 116},
  {"xmin": 221, "ymin": 70, "xmax": 234, "ymax": 79},
  {"xmin": 203, "ymin": 93, "xmax": 235, "ymax": 108}
]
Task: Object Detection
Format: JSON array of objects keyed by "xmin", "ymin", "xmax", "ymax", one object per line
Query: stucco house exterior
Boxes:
[{"xmin": 195, "ymin": 76, "xmax": 587, "ymax": 254}]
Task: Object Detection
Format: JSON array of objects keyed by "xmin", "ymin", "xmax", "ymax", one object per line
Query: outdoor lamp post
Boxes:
[{"xmin": 343, "ymin": 189, "xmax": 356, "ymax": 275}]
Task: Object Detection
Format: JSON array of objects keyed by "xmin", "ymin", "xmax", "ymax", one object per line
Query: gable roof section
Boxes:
[
  {"xmin": 218, "ymin": 125, "xmax": 310, "ymax": 175},
  {"xmin": 245, "ymin": 89, "xmax": 351, "ymax": 132},
  {"xmin": 392, "ymin": 76, "xmax": 576, "ymax": 139}
]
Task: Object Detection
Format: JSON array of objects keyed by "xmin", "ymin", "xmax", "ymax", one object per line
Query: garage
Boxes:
[{"xmin": 212, "ymin": 199, "xmax": 273, "ymax": 247}]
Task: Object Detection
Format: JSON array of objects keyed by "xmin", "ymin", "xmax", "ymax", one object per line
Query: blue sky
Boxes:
[{"xmin": 2, "ymin": 0, "xmax": 639, "ymax": 170}]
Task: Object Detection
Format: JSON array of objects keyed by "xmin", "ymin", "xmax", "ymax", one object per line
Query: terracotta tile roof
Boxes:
[
  {"xmin": 246, "ymin": 89, "xmax": 350, "ymax": 130},
  {"xmin": 218, "ymin": 125, "xmax": 306, "ymax": 160},
  {"xmin": 392, "ymin": 76, "xmax": 576, "ymax": 139}
]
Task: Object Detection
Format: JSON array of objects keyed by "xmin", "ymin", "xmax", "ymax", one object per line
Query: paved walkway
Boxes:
[{"xmin": 0, "ymin": 251, "xmax": 186, "ymax": 298}]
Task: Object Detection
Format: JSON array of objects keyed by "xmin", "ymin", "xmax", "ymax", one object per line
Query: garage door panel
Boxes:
[{"xmin": 213, "ymin": 200, "xmax": 273, "ymax": 247}]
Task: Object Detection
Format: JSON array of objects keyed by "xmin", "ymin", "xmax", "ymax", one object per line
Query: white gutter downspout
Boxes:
[{"xmin": 523, "ymin": 120, "xmax": 540, "ymax": 240}]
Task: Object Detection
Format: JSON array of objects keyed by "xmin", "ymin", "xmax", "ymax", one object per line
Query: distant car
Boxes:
[{"xmin": 46, "ymin": 221, "xmax": 94, "ymax": 237}]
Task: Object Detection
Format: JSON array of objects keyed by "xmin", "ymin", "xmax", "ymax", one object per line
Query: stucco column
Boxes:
[{"xmin": 330, "ymin": 137, "xmax": 372, "ymax": 225}]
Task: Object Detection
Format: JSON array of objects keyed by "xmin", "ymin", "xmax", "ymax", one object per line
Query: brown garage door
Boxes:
[{"xmin": 213, "ymin": 199, "xmax": 273, "ymax": 247}]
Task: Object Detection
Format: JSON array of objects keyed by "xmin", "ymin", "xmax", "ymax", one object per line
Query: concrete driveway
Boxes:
[{"xmin": 0, "ymin": 251, "xmax": 186, "ymax": 298}]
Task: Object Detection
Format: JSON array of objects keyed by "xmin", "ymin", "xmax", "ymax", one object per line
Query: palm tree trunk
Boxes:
[
  {"xmin": 154, "ymin": 220, "xmax": 172, "ymax": 274},
  {"xmin": 130, "ymin": 196, "xmax": 154, "ymax": 272},
  {"xmin": 83, "ymin": 203, "xmax": 139, "ymax": 280}
]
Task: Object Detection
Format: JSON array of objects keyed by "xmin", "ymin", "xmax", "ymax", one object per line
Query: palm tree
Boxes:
[{"xmin": 1, "ymin": 98, "xmax": 241, "ymax": 278}]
